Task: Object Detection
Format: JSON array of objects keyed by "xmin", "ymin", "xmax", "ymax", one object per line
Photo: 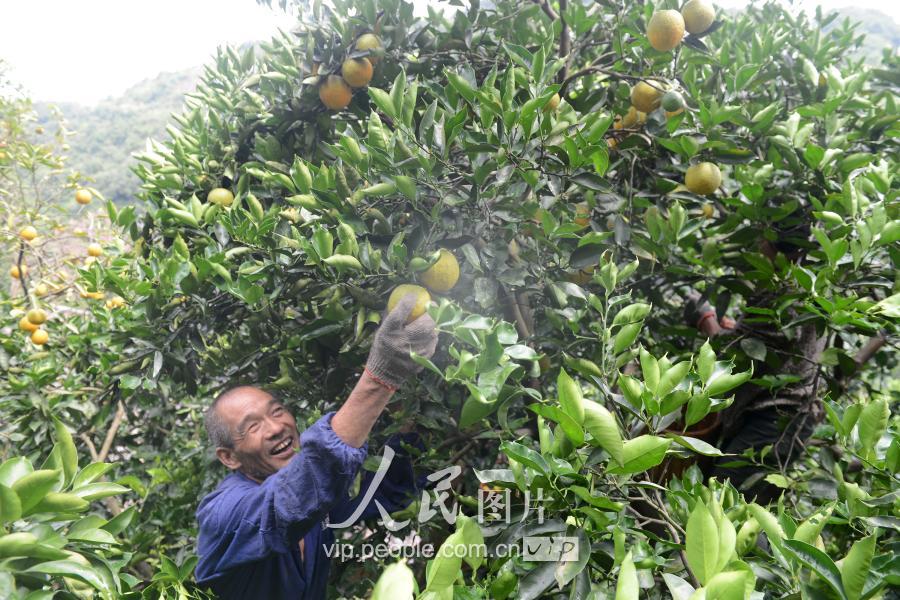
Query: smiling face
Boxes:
[{"xmin": 211, "ymin": 387, "xmax": 300, "ymax": 482}]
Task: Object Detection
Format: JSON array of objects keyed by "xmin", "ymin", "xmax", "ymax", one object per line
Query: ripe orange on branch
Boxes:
[
  {"xmin": 685, "ymin": 162, "xmax": 723, "ymax": 195},
  {"xmin": 208, "ymin": 187, "xmax": 234, "ymax": 207},
  {"xmin": 75, "ymin": 189, "xmax": 92, "ymax": 205},
  {"xmin": 355, "ymin": 33, "xmax": 383, "ymax": 64},
  {"xmin": 341, "ymin": 58, "xmax": 374, "ymax": 88},
  {"xmin": 647, "ymin": 10, "xmax": 685, "ymax": 52},
  {"xmin": 31, "ymin": 329, "xmax": 49, "ymax": 345},
  {"xmin": 26, "ymin": 308, "xmax": 47, "ymax": 325},
  {"xmin": 681, "ymin": 0, "xmax": 716, "ymax": 35},
  {"xmin": 418, "ymin": 249, "xmax": 460, "ymax": 293},
  {"xmin": 387, "ymin": 284, "xmax": 431, "ymax": 323},
  {"xmin": 19, "ymin": 226, "xmax": 37, "ymax": 242},
  {"xmin": 319, "ymin": 75, "xmax": 353, "ymax": 111},
  {"xmin": 631, "ymin": 81, "xmax": 664, "ymax": 113},
  {"xmin": 9, "ymin": 264, "xmax": 27, "ymax": 279},
  {"xmin": 87, "ymin": 243, "xmax": 103, "ymax": 257},
  {"xmin": 19, "ymin": 317, "xmax": 38, "ymax": 333}
]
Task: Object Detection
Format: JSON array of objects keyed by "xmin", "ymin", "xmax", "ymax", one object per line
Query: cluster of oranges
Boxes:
[
  {"xmin": 387, "ymin": 249, "xmax": 461, "ymax": 323},
  {"xmin": 8, "ymin": 188, "xmax": 125, "ymax": 347},
  {"xmin": 318, "ymin": 33, "xmax": 382, "ymax": 111},
  {"xmin": 608, "ymin": 0, "xmax": 722, "ymax": 196}
]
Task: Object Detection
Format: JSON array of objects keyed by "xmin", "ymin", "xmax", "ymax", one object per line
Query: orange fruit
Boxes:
[
  {"xmin": 631, "ymin": 81, "xmax": 664, "ymax": 113},
  {"xmin": 319, "ymin": 75, "xmax": 353, "ymax": 111},
  {"xmin": 647, "ymin": 10, "xmax": 685, "ymax": 52},
  {"xmin": 31, "ymin": 329, "xmax": 49, "ymax": 345},
  {"xmin": 26, "ymin": 308, "xmax": 47, "ymax": 325},
  {"xmin": 681, "ymin": 0, "xmax": 716, "ymax": 35},
  {"xmin": 75, "ymin": 189, "xmax": 92, "ymax": 204},
  {"xmin": 685, "ymin": 162, "xmax": 723, "ymax": 195},
  {"xmin": 355, "ymin": 33, "xmax": 383, "ymax": 64},
  {"xmin": 19, "ymin": 316, "xmax": 38, "ymax": 333},
  {"xmin": 387, "ymin": 284, "xmax": 431, "ymax": 323},
  {"xmin": 341, "ymin": 58, "xmax": 374, "ymax": 88},
  {"xmin": 418, "ymin": 249, "xmax": 460, "ymax": 293},
  {"xmin": 87, "ymin": 243, "xmax": 103, "ymax": 257},
  {"xmin": 208, "ymin": 187, "xmax": 234, "ymax": 207},
  {"xmin": 9, "ymin": 264, "xmax": 27, "ymax": 279},
  {"xmin": 622, "ymin": 106, "xmax": 647, "ymax": 128},
  {"xmin": 19, "ymin": 226, "xmax": 37, "ymax": 242},
  {"xmin": 543, "ymin": 93, "xmax": 561, "ymax": 112}
]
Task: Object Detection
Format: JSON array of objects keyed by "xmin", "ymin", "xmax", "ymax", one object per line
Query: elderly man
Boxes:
[{"xmin": 195, "ymin": 295, "xmax": 438, "ymax": 599}]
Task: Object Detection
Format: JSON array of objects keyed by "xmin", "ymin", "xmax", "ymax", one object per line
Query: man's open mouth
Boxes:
[{"xmin": 270, "ymin": 437, "xmax": 294, "ymax": 456}]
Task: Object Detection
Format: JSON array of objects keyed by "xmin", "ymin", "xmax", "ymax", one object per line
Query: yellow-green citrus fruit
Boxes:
[
  {"xmin": 31, "ymin": 329, "xmax": 49, "ymax": 345},
  {"xmin": 574, "ymin": 202, "xmax": 591, "ymax": 228},
  {"xmin": 26, "ymin": 308, "xmax": 47, "ymax": 325},
  {"xmin": 19, "ymin": 316, "xmax": 38, "ymax": 333},
  {"xmin": 34, "ymin": 283, "xmax": 49, "ymax": 297},
  {"xmin": 355, "ymin": 33, "xmax": 383, "ymax": 63},
  {"xmin": 341, "ymin": 58, "xmax": 374, "ymax": 88},
  {"xmin": 106, "ymin": 296, "xmax": 126, "ymax": 309},
  {"xmin": 75, "ymin": 189, "xmax": 92, "ymax": 205},
  {"xmin": 685, "ymin": 162, "xmax": 723, "ymax": 195},
  {"xmin": 665, "ymin": 107, "xmax": 686, "ymax": 118},
  {"xmin": 543, "ymin": 93, "xmax": 561, "ymax": 112},
  {"xmin": 387, "ymin": 284, "xmax": 431, "ymax": 323},
  {"xmin": 87, "ymin": 243, "xmax": 103, "ymax": 257},
  {"xmin": 621, "ymin": 106, "xmax": 647, "ymax": 128},
  {"xmin": 702, "ymin": 203, "xmax": 715, "ymax": 219},
  {"xmin": 631, "ymin": 81, "xmax": 665, "ymax": 113},
  {"xmin": 19, "ymin": 226, "xmax": 37, "ymax": 241},
  {"xmin": 208, "ymin": 187, "xmax": 234, "ymax": 207},
  {"xmin": 418, "ymin": 249, "xmax": 460, "ymax": 293},
  {"xmin": 647, "ymin": 10, "xmax": 685, "ymax": 52},
  {"xmin": 681, "ymin": 0, "xmax": 716, "ymax": 35},
  {"xmin": 9, "ymin": 264, "xmax": 26, "ymax": 279},
  {"xmin": 661, "ymin": 90, "xmax": 686, "ymax": 112},
  {"xmin": 319, "ymin": 75, "xmax": 353, "ymax": 110}
]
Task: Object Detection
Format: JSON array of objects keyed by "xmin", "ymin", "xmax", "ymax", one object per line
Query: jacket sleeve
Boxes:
[
  {"xmin": 681, "ymin": 287, "xmax": 715, "ymax": 328},
  {"xmin": 329, "ymin": 432, "xmax": 421, "ymax": 525},
  {"xmin": 196, "ymin": 412, "xmax": 367, "ymax": 575}
]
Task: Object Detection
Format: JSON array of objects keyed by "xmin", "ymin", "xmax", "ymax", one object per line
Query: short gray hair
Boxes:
[{"xmin": 205, "ymin": 391, "xmax": 236, "ymax": 449}]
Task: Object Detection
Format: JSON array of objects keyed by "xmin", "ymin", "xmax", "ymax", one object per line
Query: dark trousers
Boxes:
[{"xmin": 711, "ymin": 406, "xmax": 815, "ymax": 504}]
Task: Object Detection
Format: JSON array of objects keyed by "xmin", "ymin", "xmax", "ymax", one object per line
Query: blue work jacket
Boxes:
[{"xmin": 195, "ymin": 412, "xmax": 418, "ymax": 599}]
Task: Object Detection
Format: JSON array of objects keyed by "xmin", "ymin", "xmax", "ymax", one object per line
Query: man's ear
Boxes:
[{"xmin": 215, "ymin": 447, "xmax": 242, "ymax": 471}]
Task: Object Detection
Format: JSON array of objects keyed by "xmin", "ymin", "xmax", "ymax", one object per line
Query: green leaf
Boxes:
[
  {"xmin": 793, "ymin": 505, "xmax": 833, "ymax": 545},
  {"xmin": 662, "ymin": 574, "xmax": 696, "ymax": 600},
  {"xmin": 686, "ymin": 501, "xmax": 720, "ymax": 585},
  {"xmin": 71, "ymin": 482, "xmax": 129, "ymax": 501},
  {"xmin": 372, "ymin": 561, "xmax": 415, "ymax": 600},
  {"xmin": 613, "ymin": 303, "xmax": 651, "ymax": 326},
  {"xmin": 615, "ymin": 551, "xmax": 639, "ymax": 600},
  {"xmin": 640, "ymin": 348, "xmax": 660, "ymax": 394},
  {"xmin": 456, "ymin": 513, "xmax": 486, "ymax": 571},
  {"xmin": 697, "ymin": 341, "xmax": 716, "ymax": 385},
  {"xmin": 426, "ymin": 530, "xmax": 464, "ymax": 591},
  {"xmin": 459, "ymin": 393, "xmax": 496, "ymax": 429},
  {"xmin": 557, "ymin": 369, "xmax": 585, "ymax": 424},
  {"xmin": 0, "ymin": 457, "xmax": 33, "ymax": 488},
  {"xmin": 613, "ymin": 322, "xmax": 642, "ymax": 354},
  {"xmin": 706, "ymin": 363, "xmax": 752, "ymax": 397},
  {"xmin": 606, "ymin": 436, "xmax": 671, "ymax": 475},
  {"xmin": 583, "ymin": 400, "xmax": 624, "ymax": 466},
  {"xmin": 500, "ymin": 441, "xmax": 549, "ymax": 475},
  {"xmin": 748, "ymin": 504, "xmax": 785, "ymax": 551},
  {"xmin": 447, "ymin": 71, "xmax": 476, "ymax": 103},
  {"xmin": 739, "ymin": 338, "xmax": 767, "ymax": 362},
  {"xmin": 11, "ymin": 469, "xmax": 62, "ymax": 513},
  {"xmin": 782, "ymin": 539, "xmax": 847, "ymax": 600},
  {"xmin": 706, "ymin": 571, "xmax": 749, "ymax": 600},
  {"xmin": 657, "ymin": 361, "xmax": 691, "ymax": 398},
  {"xmin": 841, "ymin": 535, "xmax": 875, "ymax": 600},
  {"xmin": 555, "ymin": 528, "xmax": 589, "ymax": 589},
  {"xmin": 857, "ymin": 398, "xmax": 888, "ymax": 460},
  {"xmin": 0, "ymin": 484, "xmax": 22, "ymax": 523},
  {"xmin": 52, "ymin": 419, "xmax": 78, "ymax": 486},
  {"xmin": 368, "ymin": 87, "xmax": 397, "ymax": 119},
  {"xmin": 26, "ymin": 560, "xmax": 107, "ymax": 592}
]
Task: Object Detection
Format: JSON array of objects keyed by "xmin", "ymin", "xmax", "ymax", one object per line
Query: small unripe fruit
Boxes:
[
  {"xmin": 87, "ymin": 243, "xmax": 103, "ymax": 257},
  {"xmin": 631, "ymin": 81, "xmax": 665, "ymax": 113},
  {"xmin": 661, "ymin": 90, "xmax": 686, "ymax": 112},
  {"xmin": 543, "ymin": 93, "xmax": 561, "ymax": 112}
]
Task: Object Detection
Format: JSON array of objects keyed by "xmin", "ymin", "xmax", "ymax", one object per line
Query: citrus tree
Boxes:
[{"xmin": 2, "ymin": 0, "xmax": 899, "ymax": 598}]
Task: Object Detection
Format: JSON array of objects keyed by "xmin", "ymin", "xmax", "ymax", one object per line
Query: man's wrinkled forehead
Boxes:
[{"xmin": 216, "ymin": 387, "xmax": 274, "ymax": 426}]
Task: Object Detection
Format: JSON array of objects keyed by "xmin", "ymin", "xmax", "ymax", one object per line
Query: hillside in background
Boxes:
[
  {"xmin": 34, "ymin": 67, "xmax": 201, "ymax": 205},
  {"xmin": 30, "ymin": 7, "xmax": 897, "ymax": 206}
]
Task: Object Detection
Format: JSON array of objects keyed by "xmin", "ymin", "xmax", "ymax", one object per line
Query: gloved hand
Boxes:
[{"xmin": 365, "ymin": 294, "xmax": 438, "ymax": 391}]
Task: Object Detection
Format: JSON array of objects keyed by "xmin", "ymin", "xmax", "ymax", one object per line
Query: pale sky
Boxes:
[{"xmin": 0, "ymin": 0, "xmax": 896, "ymax": 106}]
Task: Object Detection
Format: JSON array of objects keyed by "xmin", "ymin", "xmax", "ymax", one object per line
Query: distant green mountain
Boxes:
[
  {"xmin": 826, "ymin": 7, "xmax": 899, "ymax": 64},
  {"xmin": 35, "ymin": 68, "xmax": 201, "ymax": 205}
]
